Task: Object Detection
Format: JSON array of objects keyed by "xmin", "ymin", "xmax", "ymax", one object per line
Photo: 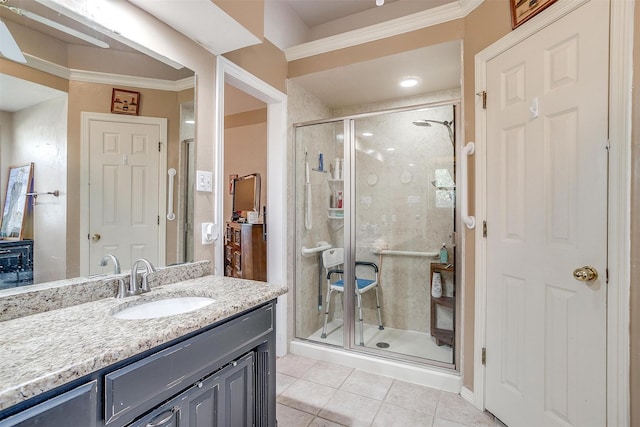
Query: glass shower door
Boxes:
[
  {"xmin": 350, "ymin": 106, "xmax": 456, "ymax": 365},
  {"xmin": 294, "ymin": 121, "xmax": 346, "ymax": 347}
]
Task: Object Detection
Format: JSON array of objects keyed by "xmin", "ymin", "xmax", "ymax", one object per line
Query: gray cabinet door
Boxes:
[
  {"xmin": 0, "ymin": 381, "xmax": 97, "ymax": 427},
  {"xmin": 130, "ymin": 352, "xmax": 254, "ymax": 427}
]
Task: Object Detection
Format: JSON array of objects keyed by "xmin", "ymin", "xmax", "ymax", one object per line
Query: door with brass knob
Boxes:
[
  {"xmin": 573, "ymin": 266, "xmax": 598, "ymax": 282},
  {"xmin": 483, "ymin": 2, "xmax": 609, "ymax": 425},
  {"xmin": 91, "ymin": 233, "xmax": 101, "ymax": 242}
]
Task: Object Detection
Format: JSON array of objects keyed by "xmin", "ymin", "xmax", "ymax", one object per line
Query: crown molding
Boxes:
[
  {"xmin": 69, "ymin": 69, "xmax": 194, "ymax": 91},
  {"xmin": 285, "ymin": 0, "xmax": 483, "ymax": 61},
  {"xmin": 24, "ymin": 53, "xmax": 193, "ymax": 91}
]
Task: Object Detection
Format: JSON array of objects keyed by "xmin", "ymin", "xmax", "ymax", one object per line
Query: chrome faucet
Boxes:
[
  {"xmin": 100, "ymin": 254, "xmax": 121, "ymax": 274},
  {"xmin": 130, "ymin": 258, "xmax": 156, "ymax": 294}
]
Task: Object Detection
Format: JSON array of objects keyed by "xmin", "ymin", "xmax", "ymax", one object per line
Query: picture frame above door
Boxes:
[{"xmin": 510, "ymin": 0, "xmax": 558, "ymax": 29}]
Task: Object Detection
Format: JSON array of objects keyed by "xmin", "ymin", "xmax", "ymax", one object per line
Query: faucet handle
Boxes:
[
  {"xmin": 115, "ymin": 277, "xmax": 127, "ymax": 298},
  {"xmin": 140, "ymin": 273, "xmax": 151, "ymax": 292}
]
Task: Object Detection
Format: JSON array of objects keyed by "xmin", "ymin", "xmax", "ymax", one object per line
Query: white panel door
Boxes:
[
  {"xmin": 88, "ymin": 119, "xmax": 161, "ymax": 274},
  {"xmin": 484, "ymin": 1, "xmax": 609, "ymax": 426}
]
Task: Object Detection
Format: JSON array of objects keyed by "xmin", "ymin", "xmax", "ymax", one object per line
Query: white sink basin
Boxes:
[{"xmin": 112, "ymin": 296, "xmax": 216, "ymax": 320}]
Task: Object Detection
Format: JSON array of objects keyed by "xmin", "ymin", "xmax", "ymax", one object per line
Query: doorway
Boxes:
[{"xmin": 215, "ymin": 57, "xmax": 288, "ymax": 355}]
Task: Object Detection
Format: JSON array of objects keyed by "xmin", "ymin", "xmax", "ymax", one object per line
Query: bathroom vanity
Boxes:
[{"xmin": 0, "ymin": 263, "xmax": 287, "ymax": 426}]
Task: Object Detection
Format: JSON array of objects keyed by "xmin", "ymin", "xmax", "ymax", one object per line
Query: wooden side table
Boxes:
[{"xmin": 430, "ymin": 262, "xmax": 455, "ymax": 346}]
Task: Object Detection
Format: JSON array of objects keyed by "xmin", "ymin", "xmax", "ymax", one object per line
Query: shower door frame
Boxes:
[{"xmin": 293, "ymin": 99, "xmax": 462, "ymax": 370}]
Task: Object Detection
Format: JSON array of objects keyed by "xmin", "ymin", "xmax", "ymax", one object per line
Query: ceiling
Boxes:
[{"xmin": 281, "ymin": 0, "xmax": 453, "ymax": 38}]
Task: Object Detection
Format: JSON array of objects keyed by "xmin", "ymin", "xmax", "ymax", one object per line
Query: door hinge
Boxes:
[
  {"xmin": 477, "ymin": 91, "xmax": 487, "ymax": 109},
  {"xmin": 482, "ymin": 347, "xmax": 487, "ymax": 365},
  {"xmin": 483, "ymin": 220, "xmax": 487, "ymax": 238},
  {"xmin": 158, "ymin": 142, "xmax": 161, "ymax": 152},
  {"xmin": 157, "ymin": 215, "xmax": 160, "ymax": 225}
]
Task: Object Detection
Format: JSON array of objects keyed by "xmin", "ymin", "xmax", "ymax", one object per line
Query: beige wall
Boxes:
[
  {"xmin": 223, "ymin": 39, "xmax": 288, "ymax": 93},
  {"xmin": 288, "ymin": 20, "xmax": 464, "ymax": 78}
]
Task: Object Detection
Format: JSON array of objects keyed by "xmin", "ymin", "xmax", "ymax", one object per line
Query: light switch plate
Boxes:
[{"xmin": 196, "ymin": 170, "xmax": 213, "ymax": 192}]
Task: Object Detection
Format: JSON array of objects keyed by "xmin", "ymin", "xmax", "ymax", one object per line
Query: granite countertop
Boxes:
[{"xmin": 0, "ymin": 274, "xmax": 288, "ymax": 411}]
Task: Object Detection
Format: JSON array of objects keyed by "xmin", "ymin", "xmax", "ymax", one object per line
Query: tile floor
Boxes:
[{"xmin": 276, "ymin": 354, "xmax": 499, "ymax": 427}]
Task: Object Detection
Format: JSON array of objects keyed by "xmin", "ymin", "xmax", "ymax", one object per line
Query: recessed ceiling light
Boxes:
[
  {"xmin": 362, "ymin": 132, "xmax": 373, "ymax": 137},
  {"xmin": 386, "ymin": 147, "xmax": 395, "ymax": 152},
  {"xmin": 399, "ymin": 76, "xmax": 421, "ymax": 88}
]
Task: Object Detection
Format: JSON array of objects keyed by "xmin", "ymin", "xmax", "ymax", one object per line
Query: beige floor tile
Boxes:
[
  {"xmin": 277, "ymin": 379, "xmax": 337, "ymax": 415},
  {"xmin": 384, "ymin": 380, "xmax": 440, "ymax": 415},
  {"xmin": 276, "ymin": 403, "xmax": 315, "ymax": 427},
  {"xmin": 318, "ymin": 389, "xmax": 382, "ymax": 426},
  {"xmin": 372, "ymin": 402, "xmax": 434, "ymax": 426},
  {"xmin": 277, "ymin": 372, "xmax": 297, "ymax": 396},
  {"xmin": 339, "ymin": 370, "xmax": 394, "ymax": 400},
  {"xmin": 302, "ymin": 361, "xmax": 354, "ymax": 388},
  {"xmin": 433, "ymin": 418, "xmax": 472, "ymax": 427},
  {"xmin": 277, "ymin": 354, "xmax": 319, "ymax": 378},
  {"xmin": 435, "ymin": 392, "xmax": 495, "ymax": 427},
  {"xmin": 308, "ymin": 417, "xmax": 348, "ymax": 426}
]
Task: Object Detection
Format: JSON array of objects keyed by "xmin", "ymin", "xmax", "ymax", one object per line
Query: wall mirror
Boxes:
[{"xmin": 0, "ymin": 0, "xmax": 196, "ymax": 289}]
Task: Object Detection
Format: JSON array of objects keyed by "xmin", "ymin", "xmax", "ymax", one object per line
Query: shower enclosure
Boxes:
[{"xmin": 294, "ymin": 103, "xmax": 458, "ymax": 368}]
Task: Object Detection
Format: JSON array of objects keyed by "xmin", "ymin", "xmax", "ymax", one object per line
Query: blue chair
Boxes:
[{"xmin": 320, "ymin": 248, "xmax": 383, "ymax": 346}]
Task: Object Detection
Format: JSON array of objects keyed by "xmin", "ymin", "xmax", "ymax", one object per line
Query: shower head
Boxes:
[{"xmin": 412, "ymin": 119, "xmax": 454, "ymax": 145}]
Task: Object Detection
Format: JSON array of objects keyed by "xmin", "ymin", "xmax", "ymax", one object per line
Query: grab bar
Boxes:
[
  {"xmin": 167, "ymin": 168, "xmax": 176, "ymax": 221},
  {"xmin": 461, "ymin": 142, "xmax": 476, "ymax": 229},
  {"xmin": 371, "ymin": 249, "xmax": 438, "ymax": 258},
  {"xmin": 301, "ymin": 241, "xmax": 332, "ymax": 256}
]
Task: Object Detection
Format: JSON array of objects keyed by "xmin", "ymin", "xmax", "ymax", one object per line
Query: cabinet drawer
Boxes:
[
  {"xmin": 104, "ymin": 303, "xmax": 273, "ymax": 426},
  {"xmin": 0, "ymin": 381, "xmax": 97, "ymax": 427}
]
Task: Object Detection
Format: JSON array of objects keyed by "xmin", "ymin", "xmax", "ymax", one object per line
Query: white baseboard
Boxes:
[{"xmin": 460, "ymin": 386, "xmax": 479, "ymax": 408}]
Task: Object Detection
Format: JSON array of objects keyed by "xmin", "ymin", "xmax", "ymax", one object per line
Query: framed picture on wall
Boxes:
[
  {"xmin": 111, "ymin": 88, "xmax": 140, "ymax": 115},
  {"xmin": 0, "ymin": 163, "xmax": 33, "ymax": 240},
  {"xmin": 510, "ymin": 0, "xmax": 558, "ymax": 29}
]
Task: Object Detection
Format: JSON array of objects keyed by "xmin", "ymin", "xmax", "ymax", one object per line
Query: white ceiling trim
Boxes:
[
  {"xmin": 22, "ymin": 54, "xmax": 193, "ymax": 92},
  {"xmin": 25, "ymin": 54, "xmax": 70, "ymax": 79},
  {"xmin": 285, "ymin": 0, "xmax": 483, "ymax": 61},
  {"xmin": 70, "ymin": 70, "xmax": 194, "ymax": 91}
]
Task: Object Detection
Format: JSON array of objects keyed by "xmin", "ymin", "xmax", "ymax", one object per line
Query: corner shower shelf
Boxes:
[{"xmin": 327, "ymin": 208, "xmax": 344, "ymax": 219}]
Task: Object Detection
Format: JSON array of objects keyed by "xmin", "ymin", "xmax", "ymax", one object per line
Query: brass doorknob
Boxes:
[
  {"xmin": 573, "ymin": 266, "xmax": 598, "ymax": 282},
  {"xmin": 91, "ymin": 233, "xmax": 101, "ymax": 242}
]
